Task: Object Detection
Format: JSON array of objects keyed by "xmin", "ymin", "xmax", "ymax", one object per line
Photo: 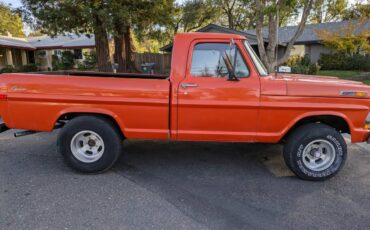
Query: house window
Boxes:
[
  {"xmin": 73, "ymin": 49, "xmax": 83, "ymax": 59},
  {"xmin": 0, "ymin": 48, "xmax": 6, "ymax": 67},
  {"xmin": 36, "ymin": 50, "xmax": 47, "ymax": 58},
  {"xmin": 54, "ymin": 50, "xmax": 62, "ymax": 57},
  {"xmin": 11, "ymin": 49, "xmax": 22, "ymax": 67},
  {"xmin": 27, "ymin": 51, "xmax": 35, "ymax": 64}
]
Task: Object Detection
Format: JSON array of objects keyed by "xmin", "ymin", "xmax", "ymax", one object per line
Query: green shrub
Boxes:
[
  {"xmin": 0, "ymin": 65, "xmax": 16, "ymax": 73},
  {"xmin": 286, "ymin": 54, "xmax": 319, "ymax": 75},
  {"xmin": 52, "ymin": 54, "xmax": 60, "ymax": 71},
  {"xmin": 318, "ymin": 53, "xmax": 370, "ymax": 71},
  {"xmin": 52, "ymin": 51, "xmax": 75, "ymax": 70},
  {"xmin": 77, "ymin": 62, "xmax": 88, "ymax": 71},
  {"xmin": 76, "ymin": 51, "xmax": 97, "ymax": 71},
  {"xmin": 308, "ymin": 63, "xmax": 319, "ymax": 75},
  {"xmin": 61, "ymin": 51, "xmax": 74, "ymax": 70},
  {"xmin": 21, "ymin": 64, "xmax": 38, "ymax": 72}
]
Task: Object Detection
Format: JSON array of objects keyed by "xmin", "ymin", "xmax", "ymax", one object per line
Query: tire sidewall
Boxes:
[
  {"xmin": 58, "ymin": 117, "xmax": 122, "ymax": 173},
  {"xmin": 294, "ymin": 131, "xmax": 346, "ymax": 180}
]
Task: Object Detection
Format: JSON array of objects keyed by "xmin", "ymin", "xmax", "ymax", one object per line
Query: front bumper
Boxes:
[{"xmin": 368, "ymin": 136, "xmax": 370, "ymax": 144}]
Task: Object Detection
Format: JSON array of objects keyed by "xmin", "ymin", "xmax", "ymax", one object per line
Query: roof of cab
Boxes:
[{"xmin": 175, "ymin": 32, "xmax": 246, "ymax": 40}]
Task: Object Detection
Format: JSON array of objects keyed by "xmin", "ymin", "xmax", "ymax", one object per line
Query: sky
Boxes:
[{"xmin": 2, "ymin": 0, "xmax": 21, "ymax": 7}]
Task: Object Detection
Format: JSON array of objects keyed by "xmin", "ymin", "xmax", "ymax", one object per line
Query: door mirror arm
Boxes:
[{"xmin": 227, "ymin": 41, "xmax": 239, "ymax": 81}]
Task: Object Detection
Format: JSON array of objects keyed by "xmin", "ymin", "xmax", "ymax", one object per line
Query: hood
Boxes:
[{"xmin": 274, "ymin": 73, "xmax": 370, "ymax": 99}]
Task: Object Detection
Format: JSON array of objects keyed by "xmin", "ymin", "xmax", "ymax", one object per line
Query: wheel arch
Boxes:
[
  {"xmin": 55, "ymin": 109, "xmax": 126, "ymax": 139},
  {"xmin": 281, "ymin": 112, "xmax": 352, "ymax": 142}
]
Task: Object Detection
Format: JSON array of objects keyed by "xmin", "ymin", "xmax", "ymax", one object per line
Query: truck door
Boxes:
[{"xmin": 176, "ymin": 40, "xmax": 260, "ymax": 142}]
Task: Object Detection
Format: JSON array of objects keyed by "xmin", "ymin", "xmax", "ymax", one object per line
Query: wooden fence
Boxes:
[{"xmin": 134, "ymin": 53, "xmax": 172, "ymax": 74}]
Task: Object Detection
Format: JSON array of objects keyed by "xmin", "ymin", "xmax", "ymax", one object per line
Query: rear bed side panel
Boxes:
[{"xmin": 5, "ymin": 74, "xmax": 170, "ymax": 140}]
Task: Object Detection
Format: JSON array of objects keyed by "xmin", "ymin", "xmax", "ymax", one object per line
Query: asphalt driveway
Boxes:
[{"xmin": 0, "ymin": 129, "xmax": 369, "ymax": 230}]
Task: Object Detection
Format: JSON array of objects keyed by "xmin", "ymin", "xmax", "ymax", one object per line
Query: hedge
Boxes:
[{"xmin": 318, "ymin": 53, "xmax": 370, "ymax": 71}]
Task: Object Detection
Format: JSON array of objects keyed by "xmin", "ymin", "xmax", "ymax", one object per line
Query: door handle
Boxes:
[{"xmin": 181, "ymin": 83, "xmax": 198, "ymax": 89}]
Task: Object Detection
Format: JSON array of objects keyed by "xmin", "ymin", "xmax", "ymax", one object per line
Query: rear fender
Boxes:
[{"xmin": 55, "ymin": 107, "xmax": 127, "ymax": 133}]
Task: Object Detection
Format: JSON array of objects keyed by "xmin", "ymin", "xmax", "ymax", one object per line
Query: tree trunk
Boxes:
[
  {"xmin": 277, "ymin": 0, "xmax": 314, "ymax": 66},
  {"xmin": 227, "ymin": 11, "xmax": 234, "ymax": 29},
  {"xmin": 123, "ymin": 25, "xmax": 138, "ymax": 73},
  {"xmin": 254, "ymin": 0, "xmax": 314, "ymax": 72},
  {"xmin": 114, "ymin": 35, "xmax": 126, "ymax": 72},
  {"xmin": 113, "ymin": 21, "xmax": 126, "ymax": 72},
  {"xmin": 255, "ymin": 0, "xmax": 269, "ymax": 70},
  {"xmin": 94, "ymin": 17, "xmax": 112, "ymax": 72}
]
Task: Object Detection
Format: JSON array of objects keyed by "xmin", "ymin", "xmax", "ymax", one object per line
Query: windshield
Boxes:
[{"xmin": 243, "ymin": 41, "xmax": 269, "ymax": 76}]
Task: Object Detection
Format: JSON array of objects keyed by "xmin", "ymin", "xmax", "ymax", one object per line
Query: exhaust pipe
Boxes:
[
  {"xmin": 14, "ymin": 130, "xmax": 37, "ymax": 138},
  {"xmin": 13, "ymin": 122, "xmax": 65, "ymax": 138}
]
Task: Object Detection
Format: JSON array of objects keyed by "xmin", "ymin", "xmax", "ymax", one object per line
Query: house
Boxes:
[
  {"xmin": 0, "ymin": 35, "xmax": 35, "ymax": 70},
  {"xmin": 0, "ymin": 34, "xmax": 96, "ymax": 71},
  {"xmin": 161, "ymin": 20, "xmax": 370, "ymax": 63},
  {"xmin": 28, "ymin": 34, "xmax": 96, "ymax": 71}
]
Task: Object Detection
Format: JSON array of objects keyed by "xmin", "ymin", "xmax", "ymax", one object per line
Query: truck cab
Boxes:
[{"xmin": 170, "ymin": 33, "xmax": 262, "ymax": 142}]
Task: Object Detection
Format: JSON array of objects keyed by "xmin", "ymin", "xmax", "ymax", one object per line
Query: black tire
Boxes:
[
  {"xmin": 283, "ymin": 123, "xmax": 347, "ymax": 181},
  {"xmin": 57, "ymin": 116, "xmax": 123, "ymax": 173}
]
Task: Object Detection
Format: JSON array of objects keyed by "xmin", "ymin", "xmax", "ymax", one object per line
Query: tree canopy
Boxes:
[
  {"xmin": 19, "ymin": 0, "xmax": 370, "ymax": 73},
  {"xmin": 22, "ymin": 0, "xmax": 174, "ymax": 72},
  {"xmin": 0, "ymin": 3, "xmax": 25, "ymax": 37},
  {"xmin": 309, "ymin": 0, "xmax": 347, "ymax": 23},
  {"xmin": 315, "ymin": 20, "xmax": 370, "ymax": 55},
  {"xmin": 342, "ymin": 2, "xmax": 370, "ymax": 20}
]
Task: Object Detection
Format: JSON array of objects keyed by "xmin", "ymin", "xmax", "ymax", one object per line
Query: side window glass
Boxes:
[{"xmin": 190, "ymin": 43, "xmax": 249, "ymax": 78}]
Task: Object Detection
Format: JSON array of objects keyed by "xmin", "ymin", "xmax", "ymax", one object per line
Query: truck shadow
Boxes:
[{"xmin": 112, "ymin": 140, "xmax": 322, "ymax": 229}]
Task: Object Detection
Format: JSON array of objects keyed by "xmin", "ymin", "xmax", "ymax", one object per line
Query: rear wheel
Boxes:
[
  {"xmin": 57, "ymin": 116, "xmax": 123, "ymax": 173},
  {"xmin": 283, "ymin": 123, "xmax": 347, "ymax": 181}
]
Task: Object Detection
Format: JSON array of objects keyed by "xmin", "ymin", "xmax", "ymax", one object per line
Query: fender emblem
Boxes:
[
  {"xmin": 340, "ymin": 91, "xmax": 367, "ymax": 97},
  {"xmin": 11, "ymin": 86, "xmax": 27, "ymax": 92}
]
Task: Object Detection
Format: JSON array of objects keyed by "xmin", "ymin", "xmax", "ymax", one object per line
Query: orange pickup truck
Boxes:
[{"xmin": 0, "ymin": 33, "xmax": 369, "ymax": 181}]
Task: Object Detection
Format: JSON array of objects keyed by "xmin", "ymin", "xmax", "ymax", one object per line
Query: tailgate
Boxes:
[{"xmin": 0, "ymin": 75, "xmax": 7, "ymax": 118}]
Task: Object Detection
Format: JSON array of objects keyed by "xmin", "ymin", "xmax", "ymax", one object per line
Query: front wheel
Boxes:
[
  {"xmin": 283, "ymin": 123, "xmax": 347, "ymax": 181},
  {"xmin": 57, "ymin": 116, "xmax": 123, "ymax": 173}
]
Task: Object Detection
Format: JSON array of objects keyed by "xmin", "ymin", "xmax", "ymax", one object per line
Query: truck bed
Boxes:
[{"xmin": 0, "ymin": 72, "xmax": 171, "ymax": 139}]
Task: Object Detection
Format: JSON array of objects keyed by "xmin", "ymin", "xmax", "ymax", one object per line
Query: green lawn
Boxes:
[
  {"xmin": 317, "ymin": 70, "xmax": 363, "ymax": 79},
  {"xmin": 363, "ymin": 80, "xmax": 370, "ymax": 85},
  {"xmin": 318, "ymin": 70, "xmax": 370, "ymax": 85}
]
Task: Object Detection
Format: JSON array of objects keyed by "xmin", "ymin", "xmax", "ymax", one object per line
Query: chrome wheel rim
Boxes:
[
  {"xmin": 302, "ymin": 139, "xmax": 336, "ymax": 171},
  {"xmin": 70, "ymin": 130, "xmax": 105, "ymax": 163}
]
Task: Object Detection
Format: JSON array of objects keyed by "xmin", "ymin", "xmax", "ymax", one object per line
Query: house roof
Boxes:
[
  {"xmin": 197, "ymin": 24, "xmax": 269, "ymax": 44},
  {"xmin": 160, "ymin": 24, "xmax": 271, "ymax": 52},
  {"xmin": 0, "ymin": 34, "xmax": 95, "ymax": 50},
  {"xmin": 27, "ymin": 34, "xmax": 95, "ymax": 49},
  {"xmin": 160, "ymin": 20, "xmax": 370, "ymax": 52},
  {"xmin": 246, "ymin": 20, "xmax": 370, "ymax": 45},
  {"xmin": 0, "ymin": 35, "xmax": 35, "ymax": 50}
]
